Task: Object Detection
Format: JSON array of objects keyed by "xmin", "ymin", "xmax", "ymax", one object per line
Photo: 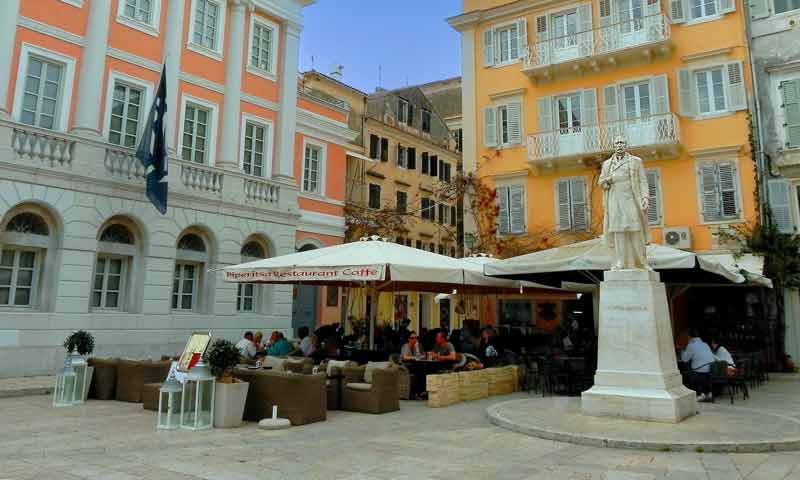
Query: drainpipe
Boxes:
[{"xmin": 743, "ymin": 2, "xmax": 769, "ymax": 222}]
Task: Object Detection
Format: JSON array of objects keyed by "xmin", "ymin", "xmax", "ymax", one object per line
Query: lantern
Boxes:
[
  {"xmin": 69, "ymin": 349, "xmax": 89, "ymax": 404},
  {"xmin": 180, "ymin": 359, "xmax": 215, "ymax": 430},
  {"xmin": 53, "ymin": 355, "xmax": 77, "ymax": 407},
  {"xmin": 157, "ymin": 371, "xmax": 183, "ymax": 430}
]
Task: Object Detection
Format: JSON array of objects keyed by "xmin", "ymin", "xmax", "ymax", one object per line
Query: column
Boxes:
[
  {"xmin": 274, "ymin": 21, "xmax": 301, "ymax": 181},
  {"xmin": 0, "ymin": 0, "xmax": 20, "ymax": 119},
  {"xmin": 163, "ymin": 0, "xmax": 186, "ymax": 154},
  {"xmin": 459, "ymin": 27, "xmax": 478, "ymax": 253},
  {"xmin": 71, "ymin": 0, "xmax": 112, "ymax": 137},
  {"xmin": 217, "ymin": 0, "xmax": 248, "ymax": 170}
]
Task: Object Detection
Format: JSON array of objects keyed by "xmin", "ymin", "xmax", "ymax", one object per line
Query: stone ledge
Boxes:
[{"xmin": 487, "ymin": 397, "xmax": 800, "ymax": 453}]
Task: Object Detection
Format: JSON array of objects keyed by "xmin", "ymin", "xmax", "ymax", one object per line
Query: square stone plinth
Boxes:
[{"xmin": 582, "ymin": 269, "xmax": 697, "ymax": 423}]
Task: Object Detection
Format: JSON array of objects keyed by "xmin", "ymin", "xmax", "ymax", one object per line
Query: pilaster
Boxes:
[
  {"xmin": 70, "ymin": 0, "xmax": 112, "ymax": 138},
  {"xmin": 0, "ymin": 0, "xmax": 20, "ymax": 119},
  {"xmin": 274, "ymin": 21, "xmax": 302, "ymax": 181}
]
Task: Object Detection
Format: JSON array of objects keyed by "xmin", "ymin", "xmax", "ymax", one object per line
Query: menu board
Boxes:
[{"xmin": 177, "ymin": 332, "xmax": 211, "ymax": 372}]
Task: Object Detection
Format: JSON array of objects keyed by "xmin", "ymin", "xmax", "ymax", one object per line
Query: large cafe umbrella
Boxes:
[{"xmin": 221, "ymin": 236, "xmax": 560, "ymax": 347}]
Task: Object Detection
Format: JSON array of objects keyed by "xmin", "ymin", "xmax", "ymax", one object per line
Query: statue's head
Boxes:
[{"xmin": 613, "ymin": 136, "xmax": 627, "ymax": 155}]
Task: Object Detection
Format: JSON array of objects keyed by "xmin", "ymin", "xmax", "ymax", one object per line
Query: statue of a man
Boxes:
[{"xmin": 599, "ymin": 136, "xmax": 650, "ymax": 270}]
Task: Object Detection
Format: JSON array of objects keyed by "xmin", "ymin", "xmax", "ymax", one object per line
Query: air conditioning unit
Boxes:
[{"xmin": 663, "ymin": 227, "xmax": 692, "ymax": 249}]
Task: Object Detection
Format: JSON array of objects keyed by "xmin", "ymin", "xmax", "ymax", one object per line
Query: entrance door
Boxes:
[
  {"xmin": 551, "ymin": 11, "xmax": 580, "ymax": 63},
  {"xmin": 556, "ymin": 93, "xmax": 584, "ymax": 156},
  {"xmin": 292, "ymin": 244, "xmax": 319, "ymax": 334},
  {"xmin": 618, "ymin": 0, "xmax": 646, "ymax": 47},
  {"xmin": 621, "ymin": 81, "xmax": 657, "ymax": 146}
]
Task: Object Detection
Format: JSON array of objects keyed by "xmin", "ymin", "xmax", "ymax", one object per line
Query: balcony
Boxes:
[
  {"xmin": 2, "ymin": 120, "xmax": 290, "ymax": 212},
  {"xmin": 522, "ymin": 13, "xmax": 672, "ymax": 82},
  {"xmin": 527, "ymin": 112, "xmax": 681, "ymax": 170}
]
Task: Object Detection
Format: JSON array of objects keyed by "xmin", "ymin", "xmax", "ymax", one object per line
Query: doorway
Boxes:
[{"xmin": 292, "ymin": 244, "xmax": 319, "ymax": 334}]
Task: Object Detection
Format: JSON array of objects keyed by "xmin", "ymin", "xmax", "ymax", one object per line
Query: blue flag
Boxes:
[{"xmin": 136, "ymin": 65, "xmax": 168, "ymax": 214}]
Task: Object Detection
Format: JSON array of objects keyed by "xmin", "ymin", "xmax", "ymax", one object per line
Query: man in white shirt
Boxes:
[
  {"xmin": 680, "ymin": 330, "xmax": 716, "ymax": 401},
  {"xmin": 710, "ymin": 337, "xmax": 736, "ymax": 367},
  {"xmin": 298, "ymin": 326, "xmax": 316, "ymax": 357},
  {"xmin": 235, "ymin": 331, "xmax": 257, "ymax": 359}
]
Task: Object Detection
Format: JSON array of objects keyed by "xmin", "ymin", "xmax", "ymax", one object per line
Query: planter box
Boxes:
[{"xmin": 213, "ymin": 380, "xmax": 249, "ymax": 428}]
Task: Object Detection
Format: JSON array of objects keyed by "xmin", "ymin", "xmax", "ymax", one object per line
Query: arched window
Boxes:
[
  {"xmin": 93, "ymin": 221, "xmax": 137, "ymax": 311},
  {"xmin": 173, "ymin": 230, "xmax": 210, "ymax": 312},
  {"xmin": 1, "ymin": 211, "xmax": 52, "ymax": 308},
  {"xmin": 237, "ymin": 239, "xmax": 269, "ymax": 313}
]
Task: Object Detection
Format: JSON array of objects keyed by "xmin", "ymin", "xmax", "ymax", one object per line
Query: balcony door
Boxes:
[
  {"xmin": 618, "ymin": 0, "xmax": 646, "ymax": 47},
  {"xmin": 621, "ymin": 81, "xmax": 657, "ymax": 146},
  {"xmin": 556, "ymin": 93, "xmax": 584, "ymax": 156},
  {"xmin": 551, "ymin": 11, "xmax": 579, "ymax": 63}
]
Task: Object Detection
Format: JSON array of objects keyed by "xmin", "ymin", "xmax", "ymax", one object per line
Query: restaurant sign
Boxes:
[{"xmin": 223, "ymin": 265, "xmax": 385, "ymax": 283}]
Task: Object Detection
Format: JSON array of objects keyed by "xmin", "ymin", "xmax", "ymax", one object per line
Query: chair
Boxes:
[
  {"xmin": 320, "ymin": 359, "xmax": 357, "ymax": 410},
  {"xmin": 234, "ymin": 369, "xmax": 327, "ymax": 425},
  {"xmin": 388, "ymin": 357, "xmax": 411, "ymax": 400},
  {"xmin": 88, "ymin": 357, "xmax": 118, "ymax": 400},
  {"xmin": 341, "ymin": 364, "xmax": 400, "ymax": 414},
  {"xmin": 709, "ymin": 361, "xmax": 732, "ymax": 403}
]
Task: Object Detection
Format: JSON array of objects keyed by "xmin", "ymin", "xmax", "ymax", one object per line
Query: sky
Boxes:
[{"xmin": 298, "ymin": 0, "xmax": 463, "ymax": 93}]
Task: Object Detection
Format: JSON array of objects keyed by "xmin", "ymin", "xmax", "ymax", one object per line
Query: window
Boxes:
[
  {"xmin": 118, "ymin": 0, "xmax": 161, "ymax": 33},
  {"xmin": 483, "ymin": 102, "xmax": 522, "ymax": 147},
  {"xmin": 174, "ymin": 232, "xmax": 208, "ymax": 312},
  {"xmin": 454, "ymin": 128, "xmax": 463, "ymax": 152},
  {"xmin": 695, "ymin": 68, "xmax": 726, "ymax": 115},
  {"xmin": 767, "ymin": 178, "xmax": 796, "ymax": 234},
  {"xmin": 302, "ymin": 142, "xmax": 324, "ymax": 194},
  {"xmin": 6, "ymin": 213, "xmax": 49, "ymax": 235},
  {"xmin": 20, "ymin": 57, "xmax": 64, "ymax": 130},
  {"xmin": 369, "ymin": 134, "xmax": 380, "ymax": 159},
  {"xmin": 398, "ymin": 98, "xmax": 412, "ymax": 125},
  {"xmin": 622, "ymin": 81, "xmax": 651, "ymax": 120},
  {"xmin": 407, "ymin": 147, "xmax": 416, "ymax": 170},
  {"xmin": 421, "ymin": 152, "xmax": 429, "ymax": 174},
  {"xmin": 451, "ymin": 205, "xmax": 457, "ymax": 227},
  {"xmin": 406, "ymin": 239, "xmax": 412, "ymax": 247},
  {"xmin": 396, "ymin": 191, "xmax": 407, "ymax": 213},
  {"xmin": 429, "ymin": 155, "xmax": 439, "ymax": 177},
  {"xmin": 429, "ymin": 243, "xmax": 436, "ymax": 252},
  {"xmin": 0, "ymin": 249, "xmax": 38, "ymax": 307},
  {"xmin": 241, "ymin": 119, "xmax": 271, "ymax": 177},
  {"xmin": 450, "ymin": 247, "xmax": 456, "ymax": 257},
  {"xmin": 497, "ymin": 23, "xmax": 520, "ymax": 63},
  {"xmin": 438, "ymin": 245, "xmax": 445, "ymax": 255},
  {"xmin": 438, "ymin": 161, "xmax": 452, "ymax": 182},
  {"xmin": 397, "ymin": 145, "xmax": 407, "ymax": 168},
  {"xmin": 421, "ymin": 198, "xmax": 435, "ymax": 221},
  {"xmin": 248, "ymin": 17, "xmax": 279, "ymax": 78},
  {"xmin": 677, "ymin": 62, "xmax": 746, "ymax": 118},
  {"xmin": 556, "ymin": 177, "xmax": 588, "ymax": 231},
  {"xmin": 380, "ymin": 138, "xmax": 389, "ymax": 162},
  {"xmin": 422, "ymin": 109, "xmax": 432, "ymax": 133},
  {"xmin": 415, "ymin": 240, "xmax": 422, "ymax": 250},
  {"xmin": 108, "ymin": 82, "xmax": 144, "ymax": 148},
  {"xmin": 698, "ymin": 161, "xmax": 740, "ymax": 222},
  {"xmin": 780, "ymin": 78, "xmax": 800, "ymax": 149},
  {"xmin": 181, "ymin": 102, "xmax": 210, "ymax": 164},
  {"xmin": 497, "ymin": 185, "xmax": 526, "ymax": 234},
  {"xmin": 551, "ymin": 11, "xmax": 578, "ymax": 50},
  {"xmin": 556, "ymin": 93, "xmax": 582, "ymax": 132},
  {"xmin": 369, "ymin": 184, "xmax": 381, "ymax": 209},
  {"xmin": 189, "ymin": 0, "xmax": 225, "ymax": 55},
  {"xmin": 172, "ymin": 263, "xmax": 197, "ymax": 310},
  {"xmin": 775, "ymin": 0, "xmax": 800, "ymax": 14},
  {"xmin": 690, "ymin": 0, "xmax": 717, "ymax": 19},
  {"xmin": 237, "ymin": 241, "xmax": 266, "ymax": 313},
  {"xmin": 92, "ymin": 256, "xmax": 126, "ymax": 309},
  {"xmin": 439, "ymin": 204, "xmax": 450, "ymax": 225}
]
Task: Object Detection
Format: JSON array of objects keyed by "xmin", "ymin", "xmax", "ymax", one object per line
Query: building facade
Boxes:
[
  {"xmin": 748, "ymin": 0, "xmax": 800, "ymax": 361},
  {"xmin": 0, "ymin": 0, "xmax": 356, "ymax": 377}
]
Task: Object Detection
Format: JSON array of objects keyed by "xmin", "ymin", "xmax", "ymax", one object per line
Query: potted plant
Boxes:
[
  {"xmin": 63, "ymin": 330, "xmax": 95, "ymax": 402},
  {"xmin": 205, "ymin": 339, "xmax": 249, "ymax": 428}
]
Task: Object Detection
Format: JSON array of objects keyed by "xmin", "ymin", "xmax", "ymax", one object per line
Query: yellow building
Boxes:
[{"xmin": 450, "ymin": 0, "xmax": 758, "ymax": 254}]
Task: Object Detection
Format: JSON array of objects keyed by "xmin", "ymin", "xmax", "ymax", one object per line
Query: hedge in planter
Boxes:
[{"xmin": 205, "ymin": 339, "xmax": 249, "ymax": 427}]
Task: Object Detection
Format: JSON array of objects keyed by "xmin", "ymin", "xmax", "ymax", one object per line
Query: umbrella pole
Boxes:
[{"xmin": 369, "ymin": 285, "xmax": 378, "ymax": 350}]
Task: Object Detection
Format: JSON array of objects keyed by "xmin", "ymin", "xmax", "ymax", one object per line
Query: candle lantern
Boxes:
[
  {"xmin": 180, "ymin": 359, "xmax": 215, "ymax": 430},
  {"xmin": 157, "ymin": 371, "xmax": 183, "ymax": 430},
  {"xmin": 69, "ymin": 349, "xmax": 89, "ymax": 404},
  {"xmin": 53, "ymin": 355, "xmax": 77, "ymax": 407}
]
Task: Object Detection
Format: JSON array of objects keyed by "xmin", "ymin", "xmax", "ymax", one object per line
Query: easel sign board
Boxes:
[{"xmin": 177, "ymin": 332, "xmax": 211, "ymax": 372}]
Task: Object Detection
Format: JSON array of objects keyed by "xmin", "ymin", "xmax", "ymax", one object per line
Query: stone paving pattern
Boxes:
[
  {"xmin": 1, "ymin": 375, "xmax": 800, "ymax": 479},
  {"xmin": 0, "ymin": 375, "xmax": 54, "ymax": 398},
  {"xmin": 489, "ymin": 374, "xmax": 800, "ymax": 452}
]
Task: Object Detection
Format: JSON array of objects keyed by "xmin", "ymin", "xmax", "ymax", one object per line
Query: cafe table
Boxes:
[{"xmin": 401, "ymin": 358, "xmax": 457, "ymax": 398}]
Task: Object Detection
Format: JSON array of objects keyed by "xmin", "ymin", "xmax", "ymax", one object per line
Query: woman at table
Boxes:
[{"xmin": 400, "ymin": 331, "xmax": 425, "ymax": 361}]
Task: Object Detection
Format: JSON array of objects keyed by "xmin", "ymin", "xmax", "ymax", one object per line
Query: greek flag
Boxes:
[{"xmin": 136, "ymin": 65, "xmax": 168, "ymax": 214}]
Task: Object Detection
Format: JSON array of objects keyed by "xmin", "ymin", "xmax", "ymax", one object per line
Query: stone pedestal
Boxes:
[{"xmin": 582, "ymin": 270, "xmax": 696, "ymax": 423}]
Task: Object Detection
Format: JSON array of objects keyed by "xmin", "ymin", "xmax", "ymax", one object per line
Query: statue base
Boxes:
[{"xmin": 581, "ymin": 269, "xmax": 696, "ymax": 423}]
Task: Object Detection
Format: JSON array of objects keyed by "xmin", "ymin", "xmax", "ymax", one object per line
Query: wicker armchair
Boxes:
[{"xmin": 341, "ymin": 364, "xmax": 400, "ymax": 414}]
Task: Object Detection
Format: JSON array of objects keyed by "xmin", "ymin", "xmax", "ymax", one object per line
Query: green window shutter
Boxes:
[
  {"xmin": 718, "ymin": 161, "xmax": 739, "ymax": 219},
  {"xmin": 497, "ymin": 186, "xmax": 510, "ymax": 234},
  {"xmin": 670, "ymin": 0, "xmax": 687, "ymax": 22},
  {"xmin": 651, "ymin": 74, "xmax": 670, "ymax": 115},
  {"xmin": 677, "ymin": 69, "xmax": 697, "ymax": 117},
  {"xmin": 781, "ymin": 79, "xmax": 800, "ymax": 149},
  {"xmin": 646, "ymin": 169, "xmax": 662, "ymax": 225},
  {"xmin": 482, "ymin": 28, "xmax": 495, "ymax": 67},
  {"xmin": 725, "ymin": 61, "xmax": 747, "ymax": 112},
  {"xmin": 768, "ymin": 178, "xmax": 795, "ymax": 233},
  {"xmin": 516, "ymin": 18, "xmax": 528, "ymax": 60},
  {"xmin": 719, "ymin": 0, "xmax": 736, "ymax": 13},
  {"xmin": 556, "ymin": 179, "xmax": 572, "ymax": 230},
  {"xmin": 483, "ymin": 106, "xmax": 498, "ymax": 147},
  {"xmin": 509, "ymin": 185, "xmax": 525, "ymax": 233},
  {"xmin": 506, "ymin": 102, "xmax": 522, "ymax": 145},
  {"xmin": 603, "ymin": 85, "xmax": 619, "ymax": 122},
  {"xmin": 749, "ymin": 0, "xmax": 770, "ymax": 19},
  {"xmin": 700, "ymin": 163, "xmax": 721, "ymax": 222},
  {"xmin": 570, "ymin": 177, "xmax": 588, "ymax": 231}
]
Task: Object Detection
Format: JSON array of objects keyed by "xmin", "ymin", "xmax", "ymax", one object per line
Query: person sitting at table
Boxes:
[
  {"xmin": 298, "ymin": 326, "xmax": 316, "ymax": 357},
  {"xmin": 400, "ymin": 331, "xmax": 425, "ymax": 361},
  {"xmin": 432, "ymin": 329, "xmax": 457, "ymax": 361},
  {"xmin": 235, "ymin": 331, "xmax": 257, "ymax": 360},
  {"xmin": 710, "ymin": 336, "xmax": 735, "ymax": 368},
  {"xmin": 680, "ymin": 329, "xmax": 716, "ymax": 401},
  {"xmin": 253, "ymin": 331, "xmax": 266, "ymax": 353},
  {"xmin": 267, "ymin": 331, "xmax": 293, "ymax": 356},
  {"xmin": 478, "ymin": 327, "xmax": 501, "ymax": 366}
]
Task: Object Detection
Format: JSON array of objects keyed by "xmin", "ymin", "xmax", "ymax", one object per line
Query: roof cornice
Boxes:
[{"xmin": 447, "ymin": 0, "xmax": 562, "ymax": 31}]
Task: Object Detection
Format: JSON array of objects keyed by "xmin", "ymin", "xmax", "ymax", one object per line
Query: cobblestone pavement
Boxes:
[
  {"xmin": 0, "ymin": 375, "xmax": 53, "ymax": 398},
  {"xmin": 1, "ymin": 380, "xmax": 800, "ymax": 479}
]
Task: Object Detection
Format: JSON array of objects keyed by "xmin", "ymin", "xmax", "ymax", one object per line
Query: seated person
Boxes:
[
  {"xmin": 253, "ymin": 331, "xmax": 266, "ymax": 354},
  {"xmin": 478, "ymin": 327, "xmax": 501, "ymax": 366},
  {"xmin": 266, "ymin": 331, "xmax": 293, "ymax": 357},
  {"xmin": 710, "ymin": 337, "xmax": 735, "ymax": 367},
  {"xmin": 432, "ymin": 330, "xmax": 457, "ymax": 361},
  {"xmin": 298, "ymin": 326, "xmax": 316, "ymax": 357},
  {"xmin": 400, "ymin": 331, "xmax": 424, "ymax": 361},
  {"xmin": 235, "ymin": 331, "xmax": 257, "ymax": 360},
  {"xmin": 680, "ymin": 329, "xmax": 716, "ymax": 401}
]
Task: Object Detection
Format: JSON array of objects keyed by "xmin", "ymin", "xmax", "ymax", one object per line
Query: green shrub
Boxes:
[
  {"xmin": 63, "ymin": 330, "xmax": 95, "ymax": 355},
  {"xmin": 205, "ymin": 339, "xmax": 241, "ymax": 379}
]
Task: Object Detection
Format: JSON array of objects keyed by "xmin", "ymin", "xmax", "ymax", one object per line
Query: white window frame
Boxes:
[
  {"xmin": 772, "ymin": 69, "xmax": 800, "ymax": 151},
  {"xmin": 397, "ymin": 144, "xmax": 408, "ymax": 169},
  {"xmin": 187, "ymin": 0, "xmax": 227, "ymax": 61},
  {"xmin": 0, "ymin": 247, "xmax": 41, "ymax": 309},
  {"xmin": 239, "ymin": 113, "xmax": 274, "ymax": 178},
  {"xmin": 695, "ymin": 158, "xmax": 744, "ymax": 225},
  {"xmin": 116, "ymin": 0, "xmax": 162, "ymax": 36},
  {"xmin": 486, "ymin": 96, "xmax": 524, "ymax": 149},
  {"xmin": 398, "ymin": 98, "xmax": 410, "ymax": 124},
  {"xmin": 694, "ymin": 67, "xmax": 727, "ymax": 116},
  {"xmin": 686, "ymin": 0, "xmax": 720, "ymax": 24},
  {"xmin": 237, "ymin": 282, "xmax": 257, "ymax": 312},
  {"xmin": 493, "ymin": 19, "xmax": 522, "ymax": 67},
  {"xmin": 178, "ymin": 95, "xmax": 219, "ymax": 166},
  {"xmin": 91, "ymin": 254, "xmax": 128, "ymax": 311},
  {"xmin": 301, "ymin": 138, "xmax": 327, "ymax": 196},
  {"xmin": 61, "ymin": 0, "xmax": 83, "ymax": 6},
  {"xmin": 103, "ymin": 71, "xmax": 154, "ymax": 148},
  {"xmin": 496, "ymin": 180, "xmax": 527, "ymax": 235},
  {"xmin": 172, "ymin": 261, "xmax": 200, "ymax": 312},
  {"xmin": 773, "ymin": 0, "xmax": 800, "ymax": 15},
  {"xmin": 12, "ymin": 43, "xmax": 76, "ymax": 132},
  {"xmin": 247, "ymin": 14, "xmax": 280, "ymax": 81}
]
